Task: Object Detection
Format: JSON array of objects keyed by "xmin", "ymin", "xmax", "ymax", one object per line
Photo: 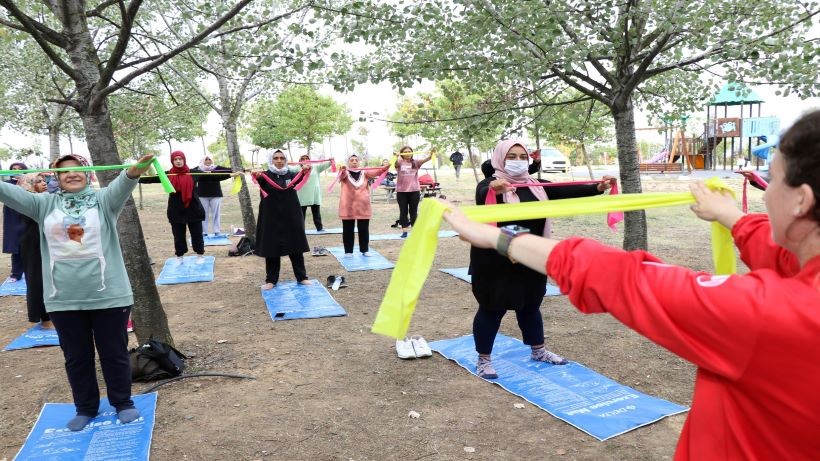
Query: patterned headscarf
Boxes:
[
  {"xmin": 54, "ymin": 154, "xmax": 98, "ymax": 218},
  {"xmin": 16, "ymin": 173, "xmax": 47, "ymax": 193}
]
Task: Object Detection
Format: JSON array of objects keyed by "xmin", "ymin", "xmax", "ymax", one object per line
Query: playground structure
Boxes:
[{"xmin": 638, "ymin": 83, "xmax": 780, "ymax": 173}]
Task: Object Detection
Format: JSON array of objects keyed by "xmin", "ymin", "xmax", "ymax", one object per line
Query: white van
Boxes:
[{"xmin": 539, "ymin": 147, "xmax": 569, "ymax": 173}]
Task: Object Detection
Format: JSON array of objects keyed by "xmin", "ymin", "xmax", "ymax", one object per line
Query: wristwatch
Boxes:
[{"xmin": 496, "ymin": 224, "xmax": 529, "ymax": 263}]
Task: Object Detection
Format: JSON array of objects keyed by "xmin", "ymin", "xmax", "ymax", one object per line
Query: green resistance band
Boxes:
[{"xmin": 0, "ymin": 158, "xmax": 174, "ymax": 194}]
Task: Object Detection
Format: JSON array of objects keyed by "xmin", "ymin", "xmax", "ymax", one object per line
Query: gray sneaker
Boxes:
[
  {"xmin": 531, "ymin": 348, "xmax": 568, "ymax": 365},
  {"xmin": 476, "ymin": 358, "xmax": 498, "ymax": 379}
]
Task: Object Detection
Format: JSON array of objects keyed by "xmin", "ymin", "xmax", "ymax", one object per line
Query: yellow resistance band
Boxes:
[{"xmin": 371, "ymin": 178, "xmax": 737, "ymax": 339}]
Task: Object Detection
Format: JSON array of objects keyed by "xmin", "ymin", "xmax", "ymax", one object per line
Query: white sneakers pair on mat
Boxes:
[{"xmin": 396, "ymin": 335, "xmax": 432, "ymax": 359}]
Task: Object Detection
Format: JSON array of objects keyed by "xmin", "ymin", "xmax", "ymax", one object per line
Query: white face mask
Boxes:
[{"xmin": 505, "ymin": 160, "xmax": 529, "ymax": 176}]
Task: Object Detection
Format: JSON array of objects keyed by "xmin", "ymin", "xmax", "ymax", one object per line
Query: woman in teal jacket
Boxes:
[{"xmin": 0, "ymin": 153, "xmax": 154, "ymax": 431}]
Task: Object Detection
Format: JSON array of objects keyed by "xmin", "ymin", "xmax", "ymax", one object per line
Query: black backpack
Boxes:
[
  {"xmin": 130, "ymin": 338, "xmax": 187, "ymax": 382},
  {"xmin": 228, "ymin": 236, "xmax": 254, "ymax": 256}
]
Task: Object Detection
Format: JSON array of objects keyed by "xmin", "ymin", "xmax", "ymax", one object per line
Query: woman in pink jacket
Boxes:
[{"xmin": 338, "ymin": 155, "xmax": 389, "ymax": 256}]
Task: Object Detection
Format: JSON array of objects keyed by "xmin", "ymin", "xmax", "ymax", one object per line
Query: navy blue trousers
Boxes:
[
  {"xmin": 473, "ymin": 305, "xmax": 545, "ymax": 355},
  {"xmin": 49, "ymin": 306, "xmax": 134, "ymax": 416}
]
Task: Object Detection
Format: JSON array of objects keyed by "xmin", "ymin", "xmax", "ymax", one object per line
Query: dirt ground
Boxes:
[{"xmin": 0, "ymin": 167, "xmax": 764, "ymax": 460}]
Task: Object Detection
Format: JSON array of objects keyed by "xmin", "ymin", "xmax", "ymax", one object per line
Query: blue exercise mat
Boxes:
[
  {"xmin": 369, "ymin": 230, "xmax": 458, "ymax": 241},
  {"xmin": 4, "ymin": 324, "xmax": 60, "ymax": 351},
  {"xmin": 305, "ymin": 228, "xmax": 344, "ymax": 235},
  {"xmin": 14, "ymin": 392, "xmax": 157, "ymax": 460},
  {"xmin": 202, "ymin": 233, "xmax": 231, "ymax": 246},
  {"xmin": 430, "ymin": 334, "xmax": 688, "ymax": 441},
  {"xmin": 261, "ymin": 280, "xmax": 346, "ymax": 321},
  {"xmin": 326, "ymin": 247, "xmax": 394, "ymax": 271},
  {"xmin": 0, "ymin": 276, "xmax": 26, "ymax": 296},
  {"xmin": 440, "ymin": 267, "xmax": 562, "ymax": 296},
  {"xmin": 156, "ymin": 256, "xmax": 215, "ymax": 285}
]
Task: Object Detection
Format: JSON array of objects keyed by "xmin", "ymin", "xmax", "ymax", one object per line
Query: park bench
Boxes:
[{"xmin": 639, "ymin": 163, "xmax": 683, "ymax": 174}]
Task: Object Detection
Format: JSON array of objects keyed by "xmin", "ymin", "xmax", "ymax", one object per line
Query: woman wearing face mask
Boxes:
[
  {"xmin": 3, "ymin": 162, "xmax": 29, "ymax": 282},
  {"xmin": 338, "ymin": 155, "xmax": 390, "ymax": 256},
  {"xmin": 443, "ymin": 111, "xmax": 820, "ymax": 460},
  {"xmin": 469, "ymin": 139, "xmax": 614, "ymax": 379},
  {"xmin": 252, "ymin": 149, "xmax": 312, "ymax": 289},
  {"xmin": 191, "ymin": 155, "xmax": 235, "ymax": 236},
  {"xmin": 16, "ymin": 173, "xmax": 53, "ymax": 328},
  {"xmin": 291, "ymin": 154, "xmax": 331, "ymax": 232},
  {"xmin": 140, "ymin": 151, "xmax": 207, "ymax": 264},
  {"xmin": 394, "ymin": 146, "xmax": 432, "ymax": 238},
  {"xmin": 0, "ymin": 153, "xmax": 155, "ymax": 431}
]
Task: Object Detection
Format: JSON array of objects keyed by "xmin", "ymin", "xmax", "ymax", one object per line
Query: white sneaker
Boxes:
[
  {"xmin": 396, "ymin": 338, "xmax": 416, "ymax": 360},
  {"xmin": 195, "ymin": 255, "xmax": 206, "ymax": 265},
  {"xmin": 410, "ymin": 335, "xmax": 432, "ymax": 358},
  {"xmin": 343, "ymin": 253, "xmax": 354, "ymax": 258},
  {"xmin": 175, "ymin": 257, "xmax": 185, "ymax": 266},
  {"xmin": 361, "ymin": 251, "xmax": 373, "ymax": 257}
]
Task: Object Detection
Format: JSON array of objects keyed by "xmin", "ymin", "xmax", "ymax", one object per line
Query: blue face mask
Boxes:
[{"xmin": 505, "ymin": 160, "xmax": 529, "ymax": 176}]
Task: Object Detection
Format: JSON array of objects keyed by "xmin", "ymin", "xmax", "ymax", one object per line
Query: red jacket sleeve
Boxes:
[
  {"xmin": 547, "ymin": 238, "xmax": 767, "ymax": 380},
  {"xmin": 731, "ymin": 214, "xmax": 799, "ymax": 276}
]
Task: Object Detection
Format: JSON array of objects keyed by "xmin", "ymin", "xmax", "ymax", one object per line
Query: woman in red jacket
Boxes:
[{"xmin": 440, "ymin": 110, "xmax": 820, "ymax": 460}]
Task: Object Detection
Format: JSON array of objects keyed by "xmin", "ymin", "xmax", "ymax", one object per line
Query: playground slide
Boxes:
[
  {"xmin": 751, "ymin": 134, "xmax": 779, "ymax": 160},
  {"xmin": 646, "ymin": 150, "xmax": 669, "ymax": 163}
]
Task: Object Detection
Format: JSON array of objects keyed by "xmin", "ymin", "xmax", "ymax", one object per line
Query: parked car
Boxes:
[{"xmin": 539, "ymin": 148, "xmax": 569, "ymax": 173}]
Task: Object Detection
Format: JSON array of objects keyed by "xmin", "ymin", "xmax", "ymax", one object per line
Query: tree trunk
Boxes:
[
  {"xmin": 534, "ymin": 125, "xmax": 542, "ymax": 181},
  {"xmin": 223, "ymin": 118, "xmax": 257, "ymax": 242},
  {"xmin": 79, "ymin": 110, "xmax": 174, "ymax": 345},
  {"xmin": 580, "ymin": 142, "xmax": 594, "ymax": 179},
  {"xmin": 167, "ymin": 139, "xmax": 173, "ymax": 154},
  {"xmin": 48, "ymin": 124, "xmax": 61, "ymax": 160},
  {"xmin": 611, "ymin": 102, "xmax": 648, "ymax": 251},
  {"xmin": 466, "ymin": 140, "xmax": 479, "ymax": 183}
]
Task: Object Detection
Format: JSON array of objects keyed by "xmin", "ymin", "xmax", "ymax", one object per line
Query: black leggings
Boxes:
[
  {"xmin": 396, "ymin": 191, "xmax": 421, "ymax": 228},
  {"xmin": 472, "ymin": 305, "xmax": 545, "ymax": 355},
  {"xmin": 301, "ymin": 205, "xmax": 323, "ymax": 231},
  {"xmin": 50, "ymin": 306, "xmax": 134, "ymax": 416},
  {"xmin": 342, "ymin": 219, "xmax": 370, "ymax": 253},
  {"xmin": 265, "ymin": 254, "xmax": 307, "ymax": 284},
  {"xmin": 171, "ymin": 221, "xmax": 204, "ymax": 256}
]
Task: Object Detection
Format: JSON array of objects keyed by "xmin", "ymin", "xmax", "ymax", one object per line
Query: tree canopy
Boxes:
[
  {"xmin": 245, "ymin": 85, "xmax": 353, "ymax": 155},
  {"xmin": 324, "ymin": 0, "xmax": 819, "ymax": 249}
]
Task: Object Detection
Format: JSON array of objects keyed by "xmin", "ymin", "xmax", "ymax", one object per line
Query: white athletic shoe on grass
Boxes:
[{"xmin": 396, "ymin": 338, "xmax": 416, "ymax": 359}]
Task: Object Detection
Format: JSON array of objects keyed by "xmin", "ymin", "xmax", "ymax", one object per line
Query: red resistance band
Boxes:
[
  {"xmin": 484, "ymin": 179, "xmax": 624, "ymax": 231},
  {"xmin": 735, "ymin": 171, "xmax": 769, "ymax": 213},
  {"xmin": 287, "ymin": 158, "xmax": 337, "ymax": 172},
  {"xmin": 327, "ymin": 167, "xmax": 390, "ymax": 193},
  {"xmin": 251, "ymin": 168, "xmax": 310, "ymax": 198}
]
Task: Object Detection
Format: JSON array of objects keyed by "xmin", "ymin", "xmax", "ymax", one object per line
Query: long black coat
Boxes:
[
  {"xmin": 254, "ymin": 170, "xmax": 309, "ymax": 258},
  {"xmin": 469, "ymin": 178, "xmax": 602, "ymax": 311},
  {"xmin": 2, "ymin": 179, "xmax": 27, "ymax": 254},
  {"xmin": 140, "ymin": 173, "xmax": 205, "ymax": 223}
]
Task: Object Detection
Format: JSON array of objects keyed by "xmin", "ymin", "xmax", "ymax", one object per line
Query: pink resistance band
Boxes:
[
  {"xmin": 251, "ymin": 168, "xmax": 310, "ymax": 198},
  {"xmin": 288, "ymin": 158, "xmax": 337, "ymax": 172},
  {"xmin": 327, "ymin": 167, "xmax": 390, "ymax": 193},
  {"xmin": 484, "ymin": 180, "xmax": 624, "ymax": 231},
  {"xmin": 736, "ymin": 171, "xmax": 769, "ymax": 213}
]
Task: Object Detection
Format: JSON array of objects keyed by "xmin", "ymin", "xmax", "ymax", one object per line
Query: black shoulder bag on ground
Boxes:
[
  {"xmin": 228, "ymin": 236, "xmax": 254, "ymax": 256},
  {"xmin": 130, "ymin": 338, "xmax": 187, "ymax": 382}
]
